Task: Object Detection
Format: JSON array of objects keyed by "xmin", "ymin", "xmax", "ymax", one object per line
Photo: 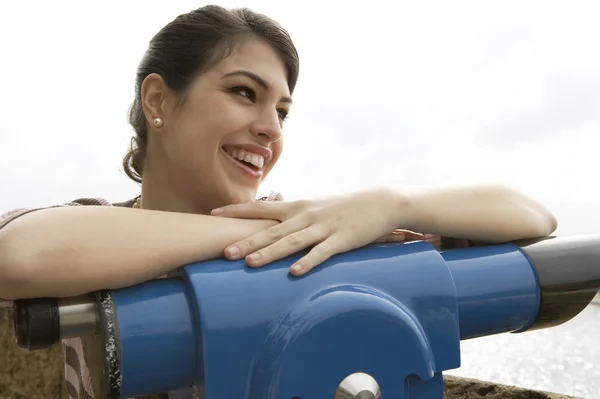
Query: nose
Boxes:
[{"xmin": 250, "ymin": 108, "xmax": 283, "ymax": 143}]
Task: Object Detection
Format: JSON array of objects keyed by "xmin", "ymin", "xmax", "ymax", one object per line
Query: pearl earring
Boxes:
[{"xmin": 153, "ymin": 117, "xmax": 163, "ymax": 128}]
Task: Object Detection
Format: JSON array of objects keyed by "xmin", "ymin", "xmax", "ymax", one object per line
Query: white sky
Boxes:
[
  {"xmin": 1, "ymin": 1, "xmax": 599, "ymax": 236},
  {"xmin": 1, "ymin": 2, "xmax": 599, "ymax": 395}
]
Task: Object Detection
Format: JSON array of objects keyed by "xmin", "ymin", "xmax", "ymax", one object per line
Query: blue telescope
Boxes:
[{"xmin": 12, "ymin": 235, "xmax": 600, "ymax": 398}]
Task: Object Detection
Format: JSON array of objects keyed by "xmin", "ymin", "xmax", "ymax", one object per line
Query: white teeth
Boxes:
[{"xmin": 224, "ymin": 147, "xmax": 265, "ymax": 169}]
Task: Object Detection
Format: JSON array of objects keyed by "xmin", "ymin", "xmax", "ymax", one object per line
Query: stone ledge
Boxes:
[
  {"xmin": 1, "ymin": 309, "xmax": 64, "ymax": 399},
  {"xmin": 443, "ymin": 375, "xmax": 579, "ymax": 399}
]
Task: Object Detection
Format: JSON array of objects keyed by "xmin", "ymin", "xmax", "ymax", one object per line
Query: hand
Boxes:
[
  {"xmin": 373, "ymin": 229, "xmax": 425, "ymax": 244},
  {"xmin": 210, "ymin": 188, "xmax": 424, "ymax": 276}
]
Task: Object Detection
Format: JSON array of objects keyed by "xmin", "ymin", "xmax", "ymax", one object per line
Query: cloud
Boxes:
[{"xmin": 0, "ymin": 1, "xmax": 599, "ymax": 238}]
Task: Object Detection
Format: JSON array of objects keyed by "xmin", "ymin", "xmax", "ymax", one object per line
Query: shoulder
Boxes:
[{"xmin": 70, "ymin": 197, "xmax": 138, "ymax": 208}]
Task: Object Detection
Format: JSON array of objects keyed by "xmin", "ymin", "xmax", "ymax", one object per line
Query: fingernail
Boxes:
[
  {"xmin": 211, "ymin": 208, "xmax": 223, "ymax": 215},
  {"xmin": 248, "ymin": 253, "xmax": 261, "ymax": 261},
  {"xmin": 291, "ymin": 264, "xmax": 303, "ymax": 274},
  {"xmin": 226, "ymin": 246, "xmax": 239, "ymax": 258}
]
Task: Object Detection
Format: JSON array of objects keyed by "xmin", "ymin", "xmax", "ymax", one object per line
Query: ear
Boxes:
[{"xmin": 140, "ymin": 73, "xmax": 168, "ymax": 126}]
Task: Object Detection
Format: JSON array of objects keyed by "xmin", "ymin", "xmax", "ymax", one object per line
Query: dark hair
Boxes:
[{"xmin": 122, "ymin": 5, "xmax": 300, "ymax": 183}]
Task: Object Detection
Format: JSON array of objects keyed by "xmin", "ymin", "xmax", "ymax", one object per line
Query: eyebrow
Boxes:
[{"xmin": 221, "ymin": 70, "xmax": 293, "ymax": 104}]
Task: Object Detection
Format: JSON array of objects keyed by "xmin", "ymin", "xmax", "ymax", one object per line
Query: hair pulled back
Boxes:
[{"xmin": 123, "ymin": 5, "xmax": 299, "ymax": 183}]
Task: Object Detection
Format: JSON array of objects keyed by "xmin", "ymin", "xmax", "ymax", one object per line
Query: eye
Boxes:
[
  {"xmin": 231, "ymin": 86, "xmax": 256, "ymax": 101},
  {"xmin": 277, "ymin": 108, "xmax": 289, "ymax": 122}
]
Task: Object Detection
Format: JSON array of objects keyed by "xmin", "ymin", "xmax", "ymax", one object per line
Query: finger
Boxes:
[
  {"xmin": 223, "ymin": 217, "xmax": 310, "ymax": 260},
  {"xmin": 211, "ymin": 201, "xmax": 288, "ymax": 220},
  {"xmin": 392, "ymin": 229, "xmax": 425, "ymax": 241},
  {"xmin": 402, "ymin": 232, "xmax": 426, "ymax": 241},
  {"xmin": 289, "ymin": 236, "xmax": 348, "ymax": 276},
  {"xmin": 373, "ymin": 232, "xmax": 405, "ymax": 244},
  {"xmin": 244, "ymin": 225, "xmax": 327, "ymax": 267},
  {"xmin": 380, "ymin": 233, "xmax": 408, "ymax": 243}
]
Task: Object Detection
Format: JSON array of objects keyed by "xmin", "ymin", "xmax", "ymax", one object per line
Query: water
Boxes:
[{"xmin": 447, "ymin": 303, "xmax": 600, "ymax": 398}]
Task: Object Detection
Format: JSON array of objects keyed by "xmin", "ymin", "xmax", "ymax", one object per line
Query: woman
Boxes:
[{"xmin": 0, "ymin": 4, "xmax": 556, "ymax": 399}]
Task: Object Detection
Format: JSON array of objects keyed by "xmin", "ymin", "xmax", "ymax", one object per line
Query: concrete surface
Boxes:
[
  {"xmin": 443, "ymin": 375, "xmax": 578, "ymax": 399},
  {"xmin": 1, "ymin": 309, "xmax": 64, "ymax": 399}
]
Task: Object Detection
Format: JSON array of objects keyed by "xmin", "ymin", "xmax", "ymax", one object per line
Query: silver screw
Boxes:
[{"xmin": 334, "ymin": 372, "xmax": 381, "ymax": 399}]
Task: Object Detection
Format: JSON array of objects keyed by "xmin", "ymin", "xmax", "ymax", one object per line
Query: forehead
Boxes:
[{"xmin": 209, "ymin": 38, "xmax": 291, "ymax": 97}]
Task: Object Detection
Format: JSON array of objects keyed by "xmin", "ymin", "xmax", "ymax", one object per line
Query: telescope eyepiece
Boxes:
[{"xmin": 13, "ymin": 297, "xmax": 60, "ymax": 350}]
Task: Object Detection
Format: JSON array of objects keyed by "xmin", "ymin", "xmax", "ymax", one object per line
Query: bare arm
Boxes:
[
  {"xmin": 0, "ymin": 206, "xmax": 276, "ymax": 300},
  {"xmin": 400, "ymin": 183, "xmax": 558, "ymax": 243}
]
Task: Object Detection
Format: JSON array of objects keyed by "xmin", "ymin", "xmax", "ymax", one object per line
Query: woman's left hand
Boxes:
[{"xmin": 210, "ymin": 188, "xmax": 424, "ymax": 276}]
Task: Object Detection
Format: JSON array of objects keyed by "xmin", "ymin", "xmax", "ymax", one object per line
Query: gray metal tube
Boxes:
[{"xmin": 57, "ymin": 295, "xmax": 100, "ymax": 338}]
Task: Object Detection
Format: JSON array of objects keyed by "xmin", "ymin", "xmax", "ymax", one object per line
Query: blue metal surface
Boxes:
[
  {"xmin": 111, "ymin": 278, "xmax": 196, "ymax": 397},
  {"xmin": 105, "ymin": 240, "xmax": 544, "ymax": 398},
  {"xmin": 183, "ymin": 241, "xmax": 460, "ymax": 398},
  {"xmin": 441, "ymin": 243, "xmax": 540, "ymax": 339}
]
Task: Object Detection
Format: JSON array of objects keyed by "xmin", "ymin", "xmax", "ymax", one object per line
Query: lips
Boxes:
[
  {"xmin": 222, "ymin": 144, "xmax": 272, "ymax": 163},
  {"xmin": 222, "ymin": 146, "xmax": 265, "ymax": 170},
  {"xmin": 221, "ymin": 148, "xmax": 264, "ymax": 179}
]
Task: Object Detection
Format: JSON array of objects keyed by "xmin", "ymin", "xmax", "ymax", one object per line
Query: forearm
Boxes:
[
  {"xmin": 398, "ymin": 184, "xmax": 558, "ymax": 243},
  {"xmin": 0, "ymin": 206, "xmax": 276, "ymax": 299}
]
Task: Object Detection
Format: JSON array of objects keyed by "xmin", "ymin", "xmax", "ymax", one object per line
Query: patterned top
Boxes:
[{"xmin": 0, "ymin": 193, "xmax": 472, "ymax": 399}]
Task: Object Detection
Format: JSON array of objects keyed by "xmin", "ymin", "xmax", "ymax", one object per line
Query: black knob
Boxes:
[{"xmin": 13, "ymin": 298, "xmax": 60, "ymax": 350}]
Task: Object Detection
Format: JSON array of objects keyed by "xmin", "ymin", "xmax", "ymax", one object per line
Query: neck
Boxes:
[
  {"xmin": 139, "ymin": 185, "xmax": 209, "ymax": 214},
  {"xmin": 139, "ymin": 165, "xmax": 212, "ymax": 215}
]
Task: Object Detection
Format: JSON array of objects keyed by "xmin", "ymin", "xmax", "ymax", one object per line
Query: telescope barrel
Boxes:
[
  {"xmin": 10, "ymin": 235, "xmax": 600, "ymax": 398},
  {"xmin": 106, "ymin": 278, "xmax": 196, "ymax": 397},
  {"xmin": 442, "ymin": 245, "xmax": 540, "ymax": 340}
]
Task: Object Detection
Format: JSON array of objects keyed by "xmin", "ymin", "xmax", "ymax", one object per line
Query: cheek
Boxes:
[
  {"xmin": 162, "ymin": 121, "xmax": 213, "ymax": 174},
  {"xmin": 185, "ymin": 105, "xmax": 244, "ymax": 145},
  {"xmin": 174, "ymin": 111, "xmax": 222, "ymax": 153}
]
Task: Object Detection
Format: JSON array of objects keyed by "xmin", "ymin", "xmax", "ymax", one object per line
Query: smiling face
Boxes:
[{"xmin": 141, "ymin": 37, "xmax": 292, "ymax": 214}]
